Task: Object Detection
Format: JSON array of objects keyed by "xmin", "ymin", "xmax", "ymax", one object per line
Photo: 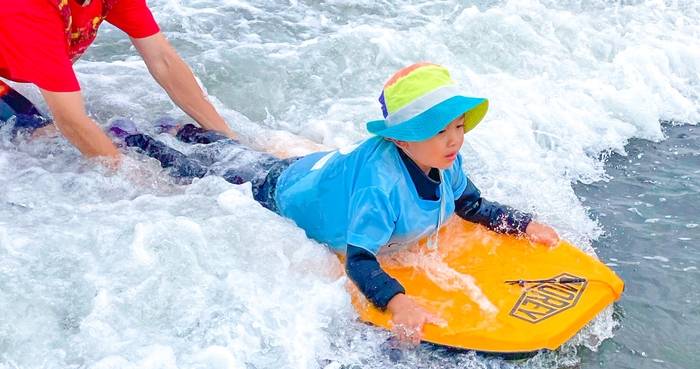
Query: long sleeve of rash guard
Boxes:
[
  {"xmin": 345, "ymin": 244, "xmax": 405, "ymax": 310},
  {"xmin": 454, "ymin": 177, "xmax": 533, "ymax": 235}
]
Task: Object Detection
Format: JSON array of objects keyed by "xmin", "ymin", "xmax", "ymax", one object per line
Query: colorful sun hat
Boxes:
[{"xmin": 366, "ymin": 62, "xmax": 489, "ymax": 142}]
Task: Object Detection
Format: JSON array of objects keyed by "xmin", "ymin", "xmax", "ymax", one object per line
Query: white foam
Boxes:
[{"xmin": 391, "ymin": 250, "xmax": 498, "ymax": 314}]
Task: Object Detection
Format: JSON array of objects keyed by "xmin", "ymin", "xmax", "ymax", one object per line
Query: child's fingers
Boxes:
[
  {"xmin": 541, "ymin": 236, "xmax": 559, "ymax": 248},
  {"xmin": 394, "ymin": 324, "xmax": 422, "ymax": 345},
  {"xmin": 543, "ymin": 230, "xmax": 560, "ymax": 247},
  {"xmin": 411, "ymin": 331, "xmax": 422, "ymax": 346},
  {"xmin": 425, "ymin": 313, "xmax": 447, "ymax": 328},
  {"xmin": 526, "ymin": 223, "xmax": 560, "ymax": 247}
]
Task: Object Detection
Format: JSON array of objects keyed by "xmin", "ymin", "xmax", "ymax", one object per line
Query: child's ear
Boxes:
[{"xmin": 387, "ymin": 138, "xmax": 409, "ymax": 149}]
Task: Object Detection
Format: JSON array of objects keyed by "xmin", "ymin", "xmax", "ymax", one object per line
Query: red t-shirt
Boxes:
[{"xmin": 0, "ymin": 0, "xmax": 160, "ymax": 92}]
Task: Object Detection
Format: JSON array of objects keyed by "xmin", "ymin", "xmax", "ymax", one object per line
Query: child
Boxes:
[
  {"xmin": 4, "ymin": 64, "xmax": 559, "ymax": 345},
  {"xmin": 114, "ymin": 62, "xmax": 559, "ymax": 346}
]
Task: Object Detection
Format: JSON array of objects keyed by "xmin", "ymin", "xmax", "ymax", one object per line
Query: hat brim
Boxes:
[{"xmin": 366, "ymin": 96, "xmax": 489, "ymax": 142}]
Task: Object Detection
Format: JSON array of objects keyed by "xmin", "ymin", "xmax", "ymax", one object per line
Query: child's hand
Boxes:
[
  {"xmin": 525, "ymin": 221, "xmax": 559, "ymax": 247},
  {"xmin": 387, "ymin": 293, "xmax": 446, "ymax": 345}
]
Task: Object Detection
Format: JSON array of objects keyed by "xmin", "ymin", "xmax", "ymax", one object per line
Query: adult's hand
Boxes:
[
  {"xmin": 131, "ymin": 33, "xmax": 238, "ymax": 140},
  {"xmin": 40, "ymin": 89, "xmax": 121, "ymax": 168}
]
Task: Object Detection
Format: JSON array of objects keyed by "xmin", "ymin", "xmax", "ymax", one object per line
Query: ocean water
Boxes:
[
  {"xmin": 574, "ymin": 124, "xmax": 700, "ymax": 369},
  {"xmin": 1, "ymin": 0, "xmax": 699, "ymax": 368}
]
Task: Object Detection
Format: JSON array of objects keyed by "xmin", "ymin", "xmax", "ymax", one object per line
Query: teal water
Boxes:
[{"xmin": 575, "ymin": 124, "xmax": 700, "ymax": 369}]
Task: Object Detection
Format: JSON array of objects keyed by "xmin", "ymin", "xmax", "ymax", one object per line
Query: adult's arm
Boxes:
[
  {"xmin": 40, "ymin": 89, "xmax": 120, "ymax": 161},
  {"xmin": 2, "ymin": 2, "xmax": 119, "ymax": 160},
  {"xmin": 130, "ymin": 33, "xmax": 238, "ymax": 140}
]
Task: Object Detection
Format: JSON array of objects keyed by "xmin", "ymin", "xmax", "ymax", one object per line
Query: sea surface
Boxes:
[
  {"xmin": 574, "ymin": 124, "xmax": 700, "ymax": 369},
  {"xmin": 1, "ymin": 0, "xmax": 699, "ymax": 368}
]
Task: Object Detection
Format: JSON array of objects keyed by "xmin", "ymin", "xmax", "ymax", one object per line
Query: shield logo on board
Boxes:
[{"xmin": 509, "ymin": 273, "xmax": 588, "ymax": 324}]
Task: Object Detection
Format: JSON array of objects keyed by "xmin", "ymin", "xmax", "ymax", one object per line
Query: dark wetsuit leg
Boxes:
[
  {"xmin": 213, "ymin": 148, "xmax": 299, "ymax": 213},
  {"xmin": 250, "ymin": 156, "xmax": 300, "ymax": 213},
  {"xmin": 0, "ymin": 81, "xmax": 51, "ymax": 134},
  {"xmin": 172, "ymin": 123, "xmax": 301, "ymax": 212},
  {"xmin": 126, "ymin": 128, "xmax": 299, "ymax": 212},
  {"xmin": 124, "ymin": 133, "xmax": 208, "ymax": 178},
  {"xmin": 176, "ymin": 124, "xmax": 229, "ymax": 144}
]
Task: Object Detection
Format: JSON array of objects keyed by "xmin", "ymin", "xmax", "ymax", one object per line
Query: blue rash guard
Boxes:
[
  {"xmin": 276, "ymin": 136, "xmax": 532, "ymax": 310},
  {"xmin": 276, "ymin": 136, "xmax": 467, "ymax": 254}
]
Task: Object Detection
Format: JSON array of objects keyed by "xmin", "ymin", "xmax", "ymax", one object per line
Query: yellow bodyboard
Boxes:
[{"xmin": 347, "ymin": 218, "xmax": 624, "ymax": 353}]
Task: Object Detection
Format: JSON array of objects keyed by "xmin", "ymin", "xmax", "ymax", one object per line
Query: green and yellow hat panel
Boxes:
[{"xmin": 367, "ymin": 62, "xmax": 489, "ymax": 142}]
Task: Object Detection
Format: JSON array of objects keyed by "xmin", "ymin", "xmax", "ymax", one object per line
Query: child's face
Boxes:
[{"xmin": 395, "ymin": 115, "xmax": 465, "ymax": 173}]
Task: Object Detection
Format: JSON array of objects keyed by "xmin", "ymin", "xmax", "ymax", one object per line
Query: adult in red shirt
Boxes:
[{"xmin": 0, "ymin": 0, "xmax": 237, "ymax": 165}]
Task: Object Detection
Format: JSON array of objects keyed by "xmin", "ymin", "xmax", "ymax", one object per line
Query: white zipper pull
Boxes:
[{"xmin": 428, "ymin": 170, "xmax": 446, "ymax": 251}]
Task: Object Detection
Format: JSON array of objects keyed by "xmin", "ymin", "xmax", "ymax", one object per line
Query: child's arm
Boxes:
[
  {"xmin": 345, "ymin": 244, "xmax": 445, "ymax": 345},
  {"xmin": 454, "ymin": 178, "xmax": 559, "ymax": 246},
  {"xmin": 345, "ymin": 244, "xmax": 404, "ymax": 308},
  {"xmin": 345, "ymin": 187, "xmax": 446, "ymax": 344}
]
